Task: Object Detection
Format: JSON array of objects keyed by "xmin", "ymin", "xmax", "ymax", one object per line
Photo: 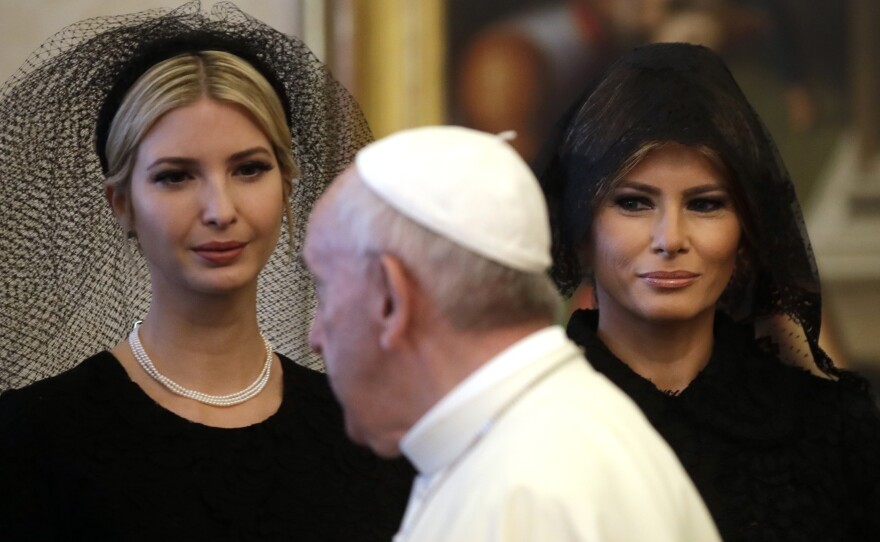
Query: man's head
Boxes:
[{"xmin": 303, "ymin": 126, "xmax": 561, "ymax": 456}]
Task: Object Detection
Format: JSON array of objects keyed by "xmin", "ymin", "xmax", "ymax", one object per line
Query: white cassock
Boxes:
[{"xmin": 393, "ymin": 326, "xmax": 720, "ymax": 542}]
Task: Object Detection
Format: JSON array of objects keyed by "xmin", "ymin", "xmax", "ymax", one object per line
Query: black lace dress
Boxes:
[
  {"xmin": 0, "ymin": 352, "xmax": 414, "ymax": 541},
  {"xmin": 568, "ymin": 310, "xmax": 880, "ymax": 542}
]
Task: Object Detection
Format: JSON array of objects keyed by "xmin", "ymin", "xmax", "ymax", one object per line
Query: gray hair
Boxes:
[{"xmin": 328, "ymin": 173, "xmax": 562, "ymax": 330}]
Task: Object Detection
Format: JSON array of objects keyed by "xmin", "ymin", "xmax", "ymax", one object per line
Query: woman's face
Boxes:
[
  {"xmin": 113, "ymin": 98, "xmax": 284, "ymax": 296},
  {"xmin": 589, "ymin": 143, "xmax": 741, "ymax": 325}
]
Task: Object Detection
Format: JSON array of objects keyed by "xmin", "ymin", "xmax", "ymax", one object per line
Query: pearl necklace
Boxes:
[{"xmin": 128, "ymin": 322, "xmax": 273, "ymax": 407}]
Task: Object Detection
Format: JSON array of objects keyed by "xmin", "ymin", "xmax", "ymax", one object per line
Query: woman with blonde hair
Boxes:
[{"xmin": 0, "ymin": 3, "xmax": 411, "ymax": 539}]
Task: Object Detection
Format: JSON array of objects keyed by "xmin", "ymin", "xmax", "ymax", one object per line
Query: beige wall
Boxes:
[
  {"xmin": 0, "ymin": 0, "xmax": 317, "ymax": 82},
  {"xmin": 0, "ymin": 0, "xmax": 445, "ymax": 137}
]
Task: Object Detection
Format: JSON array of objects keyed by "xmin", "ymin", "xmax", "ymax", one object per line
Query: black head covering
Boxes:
[
  {"xmin": 0, "ymin": 1, "xmax": 371, "ymax": 391},
  {"xmin": 537, "ymin": 42, "xmax": 837, "ymax": 378}
]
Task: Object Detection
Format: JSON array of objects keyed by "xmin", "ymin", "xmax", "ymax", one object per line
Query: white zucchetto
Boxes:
[{"xmin": 354, "ymin": 126, "xmax": 552, "ymax": 273}]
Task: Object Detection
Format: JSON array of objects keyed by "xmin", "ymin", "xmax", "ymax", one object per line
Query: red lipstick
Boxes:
[
  {"xmin": 193, "ymin": 241, "xmax": 246, "ymax": 264},
  {"xmin": 638, "ymin": 271, "xmax": 700, "ymax": 288}
]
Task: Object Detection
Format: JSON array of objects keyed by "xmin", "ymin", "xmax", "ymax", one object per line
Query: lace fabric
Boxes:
[
  {"xmin": 0, "ymin": 1, "xmax": 372, "ymax": 391},
  {"xmin": 536, "ymin": 42, "xmax": 846, "ymax": 379}
]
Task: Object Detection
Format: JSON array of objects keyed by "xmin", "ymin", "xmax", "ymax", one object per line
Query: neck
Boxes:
[
  {"xmin": 409, "ymin": 319, "xmax": 552, "ymax": 421},
  {"xmin": 596, "ymin": 307, "xmax": 716, "ymax": 392},
  {"xmin": 134, "ymin": 280, "xmax": 266, "ymax": 395}
]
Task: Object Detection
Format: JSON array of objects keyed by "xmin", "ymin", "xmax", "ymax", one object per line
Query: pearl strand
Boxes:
[{"xmin": 128, "ymin": 322, "xmax": 273, "ymax": 407}]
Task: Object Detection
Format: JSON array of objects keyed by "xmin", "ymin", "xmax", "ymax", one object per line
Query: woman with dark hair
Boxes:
[
  {"xmin": 0, "ymin": 2, "xmax": 411, "ymax": 540},
  {"xmin": 539, "ymin": 42, "xmax": 880, "ymax": 541}
]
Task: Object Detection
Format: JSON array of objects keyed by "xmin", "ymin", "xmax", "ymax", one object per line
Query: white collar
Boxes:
[{"xmin": 400, "ymin": 325, "xmax": 578, "ymax": 475}]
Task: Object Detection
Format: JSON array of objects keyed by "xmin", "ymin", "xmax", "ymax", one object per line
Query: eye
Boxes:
[
  {"xmin": 688, "ymin": 197, "xmax": 728, "ymax": 213},
  {"xmin": 613, "ymin": 195, "xmax": 652, "ymax": 212},
  {"xmin": 235, "ymin": 160, "xmax": 274, "ymax": 179},
  {"xmin": 152, "ymin": 169, "xmax": 192, "ymax": 186}
]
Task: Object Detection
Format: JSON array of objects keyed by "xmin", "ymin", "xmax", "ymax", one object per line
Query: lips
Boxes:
[
  {"xmin": 638, "ymin": 270, "xmax": 700, "ymax": 288},
  {"xmin": 193, "ymin": 241, "xmax": 246, "ymax": 264}
]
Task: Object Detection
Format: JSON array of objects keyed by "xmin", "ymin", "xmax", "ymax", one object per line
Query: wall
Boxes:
[{"xmin": 0, "ymin": 0, "xmax": 316, "ymax": 82}]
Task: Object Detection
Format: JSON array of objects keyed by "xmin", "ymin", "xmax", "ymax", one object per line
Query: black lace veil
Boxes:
[
  {"xmin": 0, "ymin": 1, "xmax": 371, "ymax": 391},
  {"xmin": 537, "ymin": 42, "xmax": 842, "ymax": 379}
]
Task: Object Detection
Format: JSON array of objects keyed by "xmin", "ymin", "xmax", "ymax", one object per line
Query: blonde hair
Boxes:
[{"xmin": 104, "ymin": 50, "xmax": 297, "ymax": 233}]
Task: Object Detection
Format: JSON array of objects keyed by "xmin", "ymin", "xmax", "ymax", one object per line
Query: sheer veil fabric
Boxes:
[{"xmin": 0, "ymin": 1, "xmax": 371, "ymax": 391}]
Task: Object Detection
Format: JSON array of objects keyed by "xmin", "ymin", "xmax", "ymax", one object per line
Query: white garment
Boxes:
[{"xmin": 395, "ymin": 326, "xmax": 720, "ymax": 542}]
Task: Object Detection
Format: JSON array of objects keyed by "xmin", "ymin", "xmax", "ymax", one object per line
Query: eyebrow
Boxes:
[
  {"xmin": 228, "ymin": 146, "xmax": 273, "ymax": 162},
  {"xmin": 615, "ymin": 180, "xmax": 728, "ymax": 197},
  {"xmin": 146, "ymin": 157, "xmax": 197, "ymax": 170},
  {"xmin": 145, "ymin": 146, "xmax": 273, "ymax": 170}
]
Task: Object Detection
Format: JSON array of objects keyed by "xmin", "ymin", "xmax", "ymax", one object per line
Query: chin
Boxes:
[
  {"xmin": 637, "ymin": 301, "xmax": 716, "ymax": 324},
  {"xmin": 346, "ymin": 420, "xmax": 402, "ymax": 458},
  {"xmin": 188, "ymin": 270, "xmax": 260, "ymax": 295},
  {"xmin": 369, "ymin": 443, "xmax": 403, "ymax": 459}
]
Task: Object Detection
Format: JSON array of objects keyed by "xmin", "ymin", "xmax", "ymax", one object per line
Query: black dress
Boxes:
[
  {"xmin": 568, "ymin": 310, "xmax": 880, "ymax": 542},
  {"xmin": 0, "ymin": 352, "xmax": 414, "ymax": 541}
]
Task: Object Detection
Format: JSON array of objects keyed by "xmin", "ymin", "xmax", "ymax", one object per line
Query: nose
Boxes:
[
  {"xmin": 201, "ymin": 176, "xmax": 237, "ymax": 227},
  {"xmin": 651, "ymin": 208, "xmax": 689, "ymax": 257}
]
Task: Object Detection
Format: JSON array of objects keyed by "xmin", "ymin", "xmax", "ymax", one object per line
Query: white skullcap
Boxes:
[{"xmin": 355, "ymin": 126, "xmax": 552, "ymax": 273}]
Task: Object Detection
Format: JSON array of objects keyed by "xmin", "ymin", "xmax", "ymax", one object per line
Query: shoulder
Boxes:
[
  {"xmin": 712, "ymin": 315, "xmax": 872, "ymax": 414},
  {"xmin": 273, "ymin": 353, "xmax": 415, "ymax": 527},
  {"xmin": 784, "ymin": 369, "xmax": 880, "ymax": 531},
  {"xmin": 422, "ymin": 355, "xmax": 717, "ymax": 540},
  {"xmin": 775, "ymin": 363, "xmax": 880, "ymax": 455},
  {"xmin": 460, "ymin": 382, "xmax": 716, "ymax": 541},
  {"xmin": 487, "ymin": 360, "xmax": 695, "ymax": 495},
  {"xmin": 0, "ymin": 351, "xmax": 118, "ymax": 428},
  {"xmin": 827, "ymin": 374, "xmax": 880, "ymax": 457},
  {"xmin": 0, "ymin": 352, "xmax": 120, "ymax": 481},
  {"xmin": 276, "ymin": 353, "xmax": 335, "ymax": 403},
  {"xmin": 831, "ymin": 377, "xmax": 880, "ymax": 532},
  {"xmin": 714, "ymin": 323, "xmax": 880, "ymax": 437},
  {"xmin": 275, "ymin": 352, "xmax": 411, "ymax": 460},
  {"xmin": 752, "ymin": 343, "xmax": 880, "ymax": 424},
  {"xmin": 277, "ymin": 353, "xmax": 327, "ymax": 381},
  {"xmin": 725, "ymin": 331, "xmax": 880, "ymax": 478},
  {"xmin": 273, "ymin": 354, "xmax": 343, "ymax": 431}
]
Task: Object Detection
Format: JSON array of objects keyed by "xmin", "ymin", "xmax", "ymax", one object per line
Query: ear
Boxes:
[
  {"xmin": 375, "ymin": 254, "xmax": 415, "ymax": 351},
  {"xmin": 105, "ymin": 183, "xmax": 132, "ymax": 232}
]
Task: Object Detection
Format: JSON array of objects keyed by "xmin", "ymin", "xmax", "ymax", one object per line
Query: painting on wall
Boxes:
[{"xmin": 445, "ymin": 0, "xmax": 850, "ymax": 200}]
